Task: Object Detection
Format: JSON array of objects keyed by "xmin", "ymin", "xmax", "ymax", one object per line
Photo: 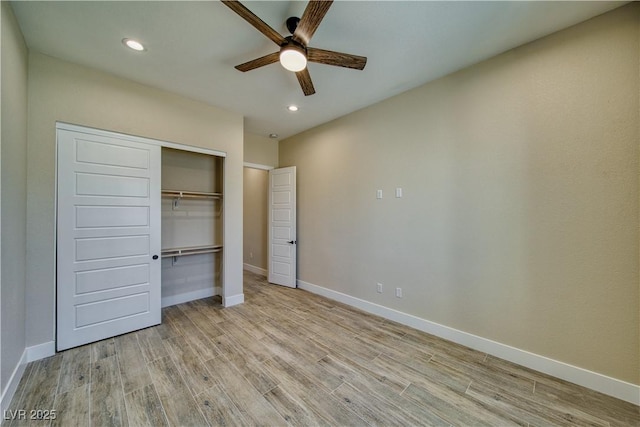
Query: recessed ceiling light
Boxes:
[
  {"xmin": 269, "ymin": 133, "xmax": 278, "ymax": 139},
  {"xmin": 122, "ymin": 38, "xmax": 145, "ymax": 52},
  {"xmin": 287, "ymin": 105, "xmax": 299, "ymax": 112}
]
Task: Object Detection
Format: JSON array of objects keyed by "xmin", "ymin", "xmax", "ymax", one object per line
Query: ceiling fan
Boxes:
[{"xmin": 221, "ymin": 0, "xmax": 367, "ymax": 96}]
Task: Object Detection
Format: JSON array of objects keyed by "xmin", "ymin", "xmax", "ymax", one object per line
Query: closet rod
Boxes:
[
  {"xmin": 161, "ymin": 244, "xmax": 223, "ymax": 258},
  {"xmin": 161, "ymin": 190, "xmax": 222, "ymax": 199}
]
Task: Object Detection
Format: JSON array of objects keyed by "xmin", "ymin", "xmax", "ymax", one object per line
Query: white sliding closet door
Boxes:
[{"xmin": 57, "ymin": 127, "xmax": 161, "ymax": 351}]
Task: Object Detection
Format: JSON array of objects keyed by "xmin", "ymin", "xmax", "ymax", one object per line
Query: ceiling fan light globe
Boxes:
[{"xmin": 279, "ymin": 48, "xmax": 307, "ymax": 72}]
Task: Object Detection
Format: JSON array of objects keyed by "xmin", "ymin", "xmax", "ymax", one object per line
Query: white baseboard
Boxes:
[
  {"xmin": 298, "ymin": 279, "xmax": 640, "ymax": 406},
  {"xmin": 0, "ymin": 340, "xmax": 57, "ymax": 415},
  {"xmin": 223, "ymin": 293, "xmax": 244, "ymax": 307},
  {"xmin": 26, "ymin": 341, "xmax": 55, "ymax": 362},
  {"xmin": 161, "ymin": 288, "xmax": 217, "ymax": 308},
  {"xmin": 243, "ymin": 263, "xmax": 267, "ymax": 276},
  {"xmin": 0, "ymin": 349, "xmax": 27, "ymax": 415}
]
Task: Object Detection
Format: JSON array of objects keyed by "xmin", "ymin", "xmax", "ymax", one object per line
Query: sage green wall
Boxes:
[
  {"xmin": 26, "ymin": 53, "xmax": 244, "ymax": 347},
  {"xmin": 280, "ymin": 5, "xmax": 639, "ymax": 384},
  {"xmin": 1, "ymin": 1, "xmax": 28, "ymax": 396}
]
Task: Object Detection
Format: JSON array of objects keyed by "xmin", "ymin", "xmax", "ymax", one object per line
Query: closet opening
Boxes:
[{"xmin": 161, "ymin": 148, "xmax": 224, "ymax": 307}]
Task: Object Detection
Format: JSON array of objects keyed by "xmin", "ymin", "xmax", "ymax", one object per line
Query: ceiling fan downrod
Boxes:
[{"xmin": 286, "ymin": 17, "xmax": 300, "ymax": 35}]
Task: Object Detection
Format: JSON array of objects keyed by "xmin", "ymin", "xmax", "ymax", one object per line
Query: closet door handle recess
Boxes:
[{"xmin": 152, "ymin": 255, "xmax": 159, "ymax": 260}]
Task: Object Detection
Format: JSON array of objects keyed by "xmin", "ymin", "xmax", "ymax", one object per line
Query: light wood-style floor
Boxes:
[{"xmin": 5, "ymin": 271, "xmax": 639, "ymax": 426}]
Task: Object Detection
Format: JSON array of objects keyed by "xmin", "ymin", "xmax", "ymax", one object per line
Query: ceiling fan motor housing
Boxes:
[
  {"xmin": 286, "ymin": 17, "xmax": 300, "ymax": 35},
  {"xmin": 282, "ymin": 36, "xmax": 306, "ymax": 52}
]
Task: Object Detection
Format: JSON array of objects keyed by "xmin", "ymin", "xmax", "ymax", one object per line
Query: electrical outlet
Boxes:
[
  {"xmin": 377, "ymin": 283, "xmax": 383, "ymax": 293},
  {"xmin": 376, "ymin": 189, "xmax": 383, "ymax": 199},
  {"xmin": 249, "ymin": 251, "xmax": 253, "ymax": 259},
  {"xmin": 396, "ymin": 287, "xmax": 402, "ymax": 298}
]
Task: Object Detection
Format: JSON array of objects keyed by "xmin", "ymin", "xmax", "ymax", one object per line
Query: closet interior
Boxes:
[{"xmin": 161, "ymin": 147, "xmax": 224, "ymax": 307}]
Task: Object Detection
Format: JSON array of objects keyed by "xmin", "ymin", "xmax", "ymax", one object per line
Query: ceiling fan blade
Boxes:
[
  {"xmin": 235, "ymin": 52, "xmax": 280, "ymax": 72},
  {"xmin": 307, "ymin": 48, "xmax": 367, "ymax": 70},
  {"xmin": 221, "ymin": 0, "xmax": 285, "ymax": 46},
  {"xmin": 293, "ymin": 0, "xmax": 333, "ymax": 46},
  {"xmin": 296, "ymin": 68, "xmax": 316, "ymax": 96}
]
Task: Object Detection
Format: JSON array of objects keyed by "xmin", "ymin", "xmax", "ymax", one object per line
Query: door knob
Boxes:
[
  {"xmin": 287, "ymin": 240, "xmax": 297, "ymax": 244},
  {"xmin": 152, "ymin": 255, "xmax": 159, "ymax": 260}
]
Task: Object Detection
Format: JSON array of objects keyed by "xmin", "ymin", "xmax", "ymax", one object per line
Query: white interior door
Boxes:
[
  {"xmin": 57, "ymin": 127, "xmax": 161, "ymax": 351},
  {"xmin": 268, "ymin": 167, "xmax": 297, "ymax": 287}
]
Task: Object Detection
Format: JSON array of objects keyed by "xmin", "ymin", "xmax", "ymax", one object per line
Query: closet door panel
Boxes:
[{"xmin": 57, "ymin": 128, "xmax": 161, "ymax": 351}]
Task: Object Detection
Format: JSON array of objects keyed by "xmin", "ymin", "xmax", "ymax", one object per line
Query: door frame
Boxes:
[
  {"xmin": 54, "ymin": 122, "xmax": 227, "ymax": 347},
  {"xmin": 243, "ymin": 162, "xmax": 274, "ymax": 277},
  {"xmin": 267, "ymin": 166, "xmax": 297, "ymax": 288}
]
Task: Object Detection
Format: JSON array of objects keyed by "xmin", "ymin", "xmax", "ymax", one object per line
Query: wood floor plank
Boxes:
[
  {"xmin": 176, "ymin": 315, "xmax": 221, "ymax": 362},
  {"xmin": 309, "ymin": 333, "xmax": 380, "ymax": 367},
  {"xmin": 163, "ymin": 336, "xmax": 215, "ymax": 396},
  {"xmin": 17, "ymin": 355, "xmax": 63, "ymax": 419},
  {"xmin": 371, "ymin": 353, "xmax": 471, "ymax": 394},
  {"xmin": 147, "ymin": 356, "xmax": 207, "ymax": 427},
  {"xmin": 51, "ymin": 384, "xmax": 90, "ymax": 427},
  {"xmin": 114, "ymin": 334, "xmax": 152, "ymax": 394},
  {"xmin": 379, "ymin": 318, "xmax": 417, "ymax": 337},
  {"xmin": 57, "ymin": 344, "xmax": 91, "ymax": 394},
  {"xmin": 205, "ymin": 356, "xmax": 285, "ymax": 426},
  {"xmin": 154, "ymin": 312, "xmax": 182, "ymax": 340},
  {"xmin": 211, "ymin": 333, "xmax": 247, "ymax": 361},
  {"xmin": 466, "ymin": 380, "xmax": 602, "ymax": 427},
  {"xmin": 178, "ymin": 304, "xmax": 225, "ymax": 340},
  {"xmin": 232, "ymin": 302, "xmax": 269, "ymax": 324},
  {"xmin": 90, "ymin": 356, "xmax": 128, "ymax": 427},
  {"xmin": 220, "ymin": 321, "xmax": 274, "ymax": 362},
  {"xmin": 333, "ymin": 381, "xmax": 439, "ymax": 427},
  {"xmin": 91, "ymin": 338, "xmax": 116, "ymax": 362},
  {"xmin": 195, "ymin": 383, "xmax": 250, "ymax": 427},
  {"xmin": 124, "ymin": 384, "xmax": 168, "ymax": 427},
  {"xmin": 195, "ymin": 299, "xmax": 227, "ymax": 324},
  {"xmin": 261, "ymin": 356, "xmax": 367, "ymax": 426},
  {"xmin": 135, "ymin": 327, "xmax": 168, "ymax": 363},
  {"xmin": 258, "ymin": 320, "xmax": 328, "ymax": 362},
  {"xmin": 354, "ymin": 333, "xmax": 439, "ymax": 380},
  {"xmin": 255, "ymin": 337, "xmax": 343, "ymax": 393},
  {"xmin": 226, "ymin": 352, "xmax": 279, "ymax": 395},
  {"xmin": 213, "ymin": 331, "xmax": 280, "ymax": 395},
  {"xmin": 430, "ymin": 352, "xmax": 535, "ymax": 397},
  {"xmin": 532, "ymin": 380, "xmax": 640, "ymax": 427},
  {"xmin": 318, "ymin": 354, "xmax": 410, "ymax": 396},
  {"xmin": 401, "ymin": 328, "xmax": 487, "ymax": 363},
  {"xmin": 262, "ymin": 385, "xmax": 331, "ymax": 427},
  {"xmin": 323, "ymin": 357, "xmax": 450, "ymax": 427},
  {"xmin": 331, "ymin": 304, "xmax": 408, "ymax": 340},
  {"xmin": 216, "ymin": 306, "xmax": 267, "ymax": 341},
  {"xmin": 283, "ymin": 355, "xmax": 345, "ymax": 393},
  {"xmin": 403, "ymin": 382, "xmax": 522, "ymax": 426}
]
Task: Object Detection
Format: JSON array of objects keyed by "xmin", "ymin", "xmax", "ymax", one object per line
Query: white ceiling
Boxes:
[{"xmin": 11, "ymin": 1, "xmax": 624, "ymax": 140}]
